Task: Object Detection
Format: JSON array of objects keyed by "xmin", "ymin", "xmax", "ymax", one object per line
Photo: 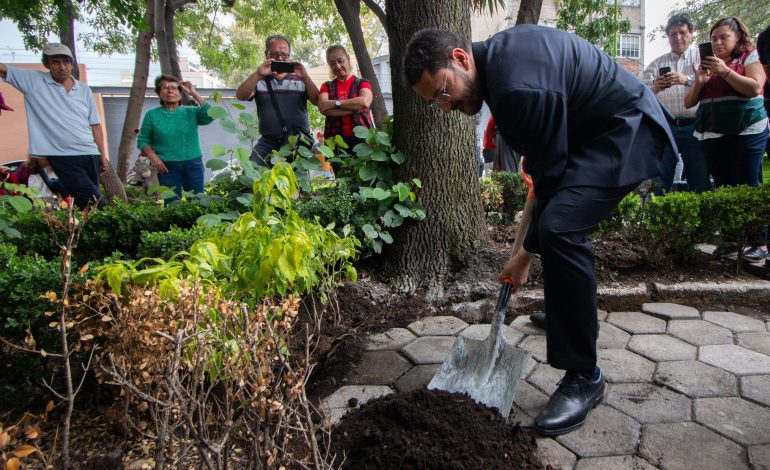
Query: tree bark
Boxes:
[
  {"xmin": 165, "ymin": 0, "xmax": 182, "ymax": 79},
  {"xmin": 384, "ymin": 0, "xmax": 486, "ymax": 298},
  {"xmin": 334, "ymin": 0, "xmax": 388, "ymax": 125},
  {"xmin": 57, "ymin": 0, "xmax": 80, "ymax": 80},
  {"xmin": 116, "ymin": 0, "xmax": 155, "ymax": 182},
  {"xmin": 155, "ymin": 0, "xmax": 172, "ymax": 74},
  {"xmin": 515, "ymin": 0, "xmax": 543, "ymax": 25}
]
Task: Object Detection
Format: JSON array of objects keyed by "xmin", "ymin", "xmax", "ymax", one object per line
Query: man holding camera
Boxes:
[
  {"xmin": 643, "ymin": 13, "xmax": 709, "ymax": 193},
  {"xmin": 235, "ymin": 35, "xmax": 319, "ymax": 166}
]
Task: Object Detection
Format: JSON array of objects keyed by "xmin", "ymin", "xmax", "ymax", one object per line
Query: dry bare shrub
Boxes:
[{"xmin": 95, "ymin": 282, "xmax": 334, "ymax": 469}]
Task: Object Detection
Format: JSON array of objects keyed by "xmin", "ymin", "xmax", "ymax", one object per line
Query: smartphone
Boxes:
[
  {"xmin": 270, "ymin": 61, "xmax": 294, "ymax": 73},
  {"xmin": 658, "ymin": 66, "xmax": 671, "ymax": 76},
  {"xmin": 698, "ymin": 42, "xmax": 713, "ymax": 59}
]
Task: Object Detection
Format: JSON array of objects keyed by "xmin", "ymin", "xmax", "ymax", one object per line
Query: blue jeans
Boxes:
[
  {"xmin": 702, "ymin": 127, "xmax": 769, "ymax": 245},
  {"xmin": 657, "ymin": 122, "xmax": 710, "ymax": 193},
  {"xmin": 157, "ymin": 157, "xmax": 205, "ymax": 201}
]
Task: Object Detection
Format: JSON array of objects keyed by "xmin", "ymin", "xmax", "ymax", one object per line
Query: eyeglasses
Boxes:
[
  {"xmin": 428, "ymin": 63, "xmax": 452, "ymax": 109},
  {"xmin": 160, "ymin": 83, "xmax": 180, "ymax": 91},
  {"xmin": 268, "ymin": 51, "xmax": 290, "ymax": 59}
]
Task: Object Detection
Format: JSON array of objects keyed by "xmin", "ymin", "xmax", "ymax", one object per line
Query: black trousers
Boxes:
[
  {"xmin": 46, "ymin": 154, "xmax": 103, "ymax": 208},
  {"xmin": 524, "ymin": 184, "xmax": 636, "ymax": 371}
]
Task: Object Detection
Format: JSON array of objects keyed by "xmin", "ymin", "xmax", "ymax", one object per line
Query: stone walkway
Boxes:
[{"xmin": 320, "ymin": 302, "xmax": 770, "ymax": 469}]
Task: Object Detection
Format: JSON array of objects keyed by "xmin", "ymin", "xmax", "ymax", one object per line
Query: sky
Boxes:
[{"xmin": 0, "ymin": 1, "xmax": 677, "ymax": 86}]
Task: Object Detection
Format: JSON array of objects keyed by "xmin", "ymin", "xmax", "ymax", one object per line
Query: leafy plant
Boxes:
[
  {"xmin": 479, "ymin": 177, "xmax": 505, "ymax": 226},
  {"xmin": 0, "ymin": 183, "xmax": 39, "ymax": 240},
  {"xmin": 490, "ymin": 171, "xmax": 528, "ymax": 222}
]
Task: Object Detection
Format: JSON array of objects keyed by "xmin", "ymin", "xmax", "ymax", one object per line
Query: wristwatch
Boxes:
[
  {"xmin": 686, "ymin": 75, "xmax": 694, "ymax": 87},
  {"xmin": 335, "ymin": 100, "xmax": 341, "ymax": 109}
]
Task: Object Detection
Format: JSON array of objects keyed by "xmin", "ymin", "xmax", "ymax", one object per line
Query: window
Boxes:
[
  {"xmin": 615, "ymin": 0, "xmax": 640, "ymax": 6},
  {"xmin": 618, "ymin": 34, "xmax": 640, "ymax": 59}
]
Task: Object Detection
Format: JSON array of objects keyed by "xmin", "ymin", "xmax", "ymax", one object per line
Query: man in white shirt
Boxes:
[
  {"xmin": 0, "ymin": 43, "xmax": 107, "ymax": 207},
  {"xmin": 643, "ymin": 13, "xmax": 710, "ymax": 193}
]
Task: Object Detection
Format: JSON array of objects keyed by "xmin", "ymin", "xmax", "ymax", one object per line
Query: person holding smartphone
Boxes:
[
  {"xmin": 685, "ymin": 17, "xmax": 769, "ymax": 262},
  {"xmin": 235, "ymin": 35, "xmax": 319, "ymax": 167},
  {"xmin": 642, "ymin": 13, "xmax": 710, "ymax": 194}
]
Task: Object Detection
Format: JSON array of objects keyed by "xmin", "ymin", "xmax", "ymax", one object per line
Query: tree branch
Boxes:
[{"xmin": 361, "ymin": 0, "xmax": 387, "ymax": 32}]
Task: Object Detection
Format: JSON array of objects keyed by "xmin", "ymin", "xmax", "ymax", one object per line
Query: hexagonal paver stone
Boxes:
[
  {"xmin": 749, "ymin": 444, "xmax": 770, "ymax": 470},
  {"xmin": 364, "ymin": 328, "xmax": 417, "ymax": 351},
  {"xmin": 345, "ymin": 351, "xmax": 411, "ymax": 385},
  {"xmin": 406, "ymin": 316, "xmax": 468, "ymax": 336},
  {"xmin": 703, "ymin": 312, "xmax": 766, "ymax": 333},
  {"xmin": 598, "ymin": 349, "xmax": 655, "ymax": 383},
  {"xmin": 654, "ymin": 360, "xmax": 737, "ymax": 398},
  {"xmin": 320, "ymin": 385, "xmax": 393, "ymax": 426},
  {"xmin": 510, "ymin": 314, "xmax": 546, "ymax": 336},
  {"xmin": 700, "ymin": 344, "xmax": 770, "ymax": 375},
  {"xmin": 741, "ymin": 375, "xmax": 770, "ymax": 407},
  {"xmin": 695, "ymin": 397, "xmax": 770, "ymax": 446},
  {"xmin": 597, "ymin": 322, "xmax": 631, "ymax": 349},
  {"xmin": 527, "ymin": 363, "xmax": 564, "ymax": 396},
  {"xmin": 459, "ymin": 323, "xmax": 524, "ymax": 347},
  {"xmin": 555, "ymin": 405, "xmax": 640, "ymax": 458},
  {"xmin": 642, "ymin": 302, "xmax": 700, "ymax": 320},
  {"xmin": 607, "ymin": 311, "xmax": 667, "ymax": 334},
  {"xmin": 668, "ymin": 319, "xmax": 733, "ymax": 346},
  {"xmin": 400, "ymin": 336, "xmax": 456, "ymax": 364},
  {"xmin": 628, "ymin": 334, "xmax": 697, "ymax": 362},
  {"xmin": 394, "ymin": 364, "xmax": 440, "ymax": 393},
  {"xmin": 736, "ymin": 332, "xmax": 770, "ymax": 356},
  {"xmin": 519, "ymin": 335, "xmax": 548, "ymax": 362},
  {"xmin": 605, "ymin": 383, "xmax": 691, "ymax": 423},
  {"xmin": 639, "ymin": 422, "xmax": 745, "ymax": 470},
  {"xmin": 512, "ymin": 380, "xmax": 549, "ymax": 419},
  {"xmin": 536, "ymin": 438, "xmax": 577, "ymax": 470},
  {"xmin": 575, "ymin": 455, "xmax": 657, "ymax": 470},
  {"xmin": 703, "ymin": 311, "xmax": 767, "ymax": 333}
]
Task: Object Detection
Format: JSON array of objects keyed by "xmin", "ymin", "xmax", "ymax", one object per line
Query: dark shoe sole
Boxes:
[{"xmin": 533, "ymin": 392, "xmax": 604, "ymax": 437}]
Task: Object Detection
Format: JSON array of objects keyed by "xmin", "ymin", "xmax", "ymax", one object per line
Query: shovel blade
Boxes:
[{"xmin": 428, "ymin": 335, "xmax": 531, "ymax": 418}]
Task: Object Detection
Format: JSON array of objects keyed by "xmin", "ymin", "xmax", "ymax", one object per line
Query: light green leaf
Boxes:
[
  {"xmin": 7, "ymin": 195, "xmax": 33, "ymax": 213},
  {"xmin": 362, "ymin": 224, "xmax": 378, "ymax": 239},
  {"xmin": 232, "ymin": 102, "xmax": 246, "ymax": 110},
  {"xmin": 210, "ymin": 144, "xmax": 227, "ymax": 157},
  {"xmin": 206, "ymin": 158, "xmax": 228, "ymax": 170},
  {"xmin": 207, "ymin": 106, "xmax": 228, "ymax": 119}
]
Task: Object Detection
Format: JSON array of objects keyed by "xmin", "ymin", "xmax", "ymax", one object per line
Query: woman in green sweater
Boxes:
[{"xmin": 137, "ymin": 75, "xmax": 214, "ymax": 200}]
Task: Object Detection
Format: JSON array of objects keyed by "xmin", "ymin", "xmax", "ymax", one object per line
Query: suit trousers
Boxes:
[{"xmin": 523, "ymin": 184, "xmax": 637, "ymax": 371}]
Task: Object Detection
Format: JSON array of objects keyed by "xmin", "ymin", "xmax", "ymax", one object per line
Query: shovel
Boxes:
[{"xmin": 428, "ymin": 174, "xmax": 536, "ymax": 418}]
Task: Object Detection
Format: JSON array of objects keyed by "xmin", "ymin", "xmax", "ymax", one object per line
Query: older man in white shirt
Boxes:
[{"xmin": 643, "ymin": 13, "xmax": 710, "ymax": 193}]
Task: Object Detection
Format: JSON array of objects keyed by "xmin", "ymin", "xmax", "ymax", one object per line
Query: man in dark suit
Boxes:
[{"xmin": 404, "ymin": 26, "xmax": 675, "ymax": 436}]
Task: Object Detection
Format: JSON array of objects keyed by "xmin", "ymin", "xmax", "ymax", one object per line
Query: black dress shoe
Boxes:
[
  {"xmin": 742, "ymin": 245, "xmax": 768, "ymax": 262},
  {"xmin": 529, "ymin": 312, "xmax": 546, "ymax": 329},
  {"xmin": 534, "ymin": 368, "xmax": 605, "ymax": 436}
]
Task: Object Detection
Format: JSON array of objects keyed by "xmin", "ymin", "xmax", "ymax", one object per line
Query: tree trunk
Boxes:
[
  {"xmin": 334, "ymin": 0, "xmax": 389, "ymax": 126},
  {"xmin": 116, "ymin": 0, "xmax": 155, "ymax": 182},
  {"xmin": 515, "ymin": 0, "xmax": 543, "ymax": 25},
  {"xmin": 155, "ymin": 0, "xmax": 172, "ymax": 74},
  {"xmin": 384, "ymin": 0, "xmax": 486, "ymax": 298},
  {"xmin": 165, "ymin": 1, "xmax": 182, "ymax": 79},
  {"xmin": 58, "ymin": 0, "xmax": 80, "ymax": 80}
]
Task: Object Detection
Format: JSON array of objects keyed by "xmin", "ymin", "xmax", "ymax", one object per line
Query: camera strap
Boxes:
[{"xmin": 264, "ymin": 78, "xmax": 288, "ymax": 135}]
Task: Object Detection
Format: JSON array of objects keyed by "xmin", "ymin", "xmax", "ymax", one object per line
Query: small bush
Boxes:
[
  {"xmin": 490, "ymin": 171, "xmax": 528, "ymax": 220},
  {"xmin": 479, "ymin": 177, "xmax": 505, "ymax": 225},
  {"xmin": 137, "ymin": 224, "xmax": 221, "ymax": 260}
]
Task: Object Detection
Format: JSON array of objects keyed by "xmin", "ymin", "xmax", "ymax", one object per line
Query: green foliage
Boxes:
[
  {"xmin": 597, "ymin": 185, "xmax": 770, "ymax": 261},
  {"xmin": 12, "ymin": 199, "xmax": 231, "ymax": 262},
  {"xmin": 98, "ymin": 163, "xmax": 359, "ymax": 306},
  {"xmin": 664, "ymin": 1, "xmax": 769, "ymax": 44},
  {"xmin": 0, "ymin": 183, "xmax": 39, "ymax": 240},
  {"xmin": 479, "ymin": 176, "xmax": 506, "ymax": 225},
  {"xmin": 137, "ymin": 224, "xmax": 221, "ymax": 260},
  {"xmin": 556, "ymin": 0, "xmax": 631, "ymax": 56},
  {"xmin": 490, "ymin": 171, "xmax": 528, "ymax": 221}
]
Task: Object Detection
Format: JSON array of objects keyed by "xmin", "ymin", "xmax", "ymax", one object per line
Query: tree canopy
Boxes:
[
  {"xmin": 556, "ymin": 0, "xmax": 631, "ymax": 55},
  {"xmin": 667, "ymin": 0, "xmax": 769, "ymax": 42}
]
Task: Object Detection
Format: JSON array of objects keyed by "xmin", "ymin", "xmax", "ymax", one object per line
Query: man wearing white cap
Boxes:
[{"xmin": 0, "ymin": 43, "xmax": 107, "ymax": 207}]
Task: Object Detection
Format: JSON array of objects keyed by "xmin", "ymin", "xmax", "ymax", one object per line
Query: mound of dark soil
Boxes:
[{"xmin": 329, "ymin": 389, "xmax": 540, "ymax": 470}]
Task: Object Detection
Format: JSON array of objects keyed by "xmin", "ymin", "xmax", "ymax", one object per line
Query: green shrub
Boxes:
[
  {"xmin": 490, "ymin": 171, "xmax": 528, "ymax": 220},
  {"xmin": 137, "ymin": 224, "xmax": 221, "ymax": 259},
  {"xmin": 479, "ymin": 177, "xmax": 505, "ymax": 225}
]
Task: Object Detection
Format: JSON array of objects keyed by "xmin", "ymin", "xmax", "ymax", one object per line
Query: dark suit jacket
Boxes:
[{"xmin": 472, "ymin": 25, "xmax": 676, "ymax": 199}]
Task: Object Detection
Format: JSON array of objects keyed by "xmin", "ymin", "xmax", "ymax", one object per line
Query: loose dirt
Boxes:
[{"xmin": 328, "ymin": 389, "xmax": 540, "ymax": 469}]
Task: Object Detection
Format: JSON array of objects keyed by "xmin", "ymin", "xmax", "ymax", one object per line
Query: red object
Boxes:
[
  {"xmin": 521, "ymin": 157, "xmax": 536, "ymax": 200},
  {"xmin": 483, "ymin": 117, "xmax": 496, "ymax": 150},
  {"xmin": 320, "ymin": 75, "xmax": 372, "ymax": 136}
]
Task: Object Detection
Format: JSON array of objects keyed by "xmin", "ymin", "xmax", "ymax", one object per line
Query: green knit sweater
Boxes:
[{"xmin": 137, "ymin": 102, "xmax": 214, "ymax": 162}]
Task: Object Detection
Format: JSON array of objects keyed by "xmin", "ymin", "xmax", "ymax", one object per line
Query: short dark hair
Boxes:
[
  {"xmin": 41, "ymin": 54, "xmax": 71, "ymax": 68},
  {"xmin": 710, "ymin": 17, "xmax": 753, "ymax": 59},
  {"xmin": 665, "ymin": 13, "xmax": 694, "ymax": 35},
  {"xmin": 264, "ymin": 35, "xmax": 291, "ymax": 56},
  {"xmin": 403, "ymin": 28, "xmax": 470, "ymax": 88},
  {"xmin": 154, "ymin": 74, "xmax": 181, "ymax": 94},
  {"xmin": 757, "ymin": 24, "xmax": 770, "ymax": 66}
]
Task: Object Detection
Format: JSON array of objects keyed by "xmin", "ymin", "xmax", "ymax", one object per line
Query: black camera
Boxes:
[
  {"xmin": 270, "ymin": 61, "xmax": 294, "ymax": 73},
  {"xmin": 658, "ymin": 66, "xmax": 671, "ymax": 76}
]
